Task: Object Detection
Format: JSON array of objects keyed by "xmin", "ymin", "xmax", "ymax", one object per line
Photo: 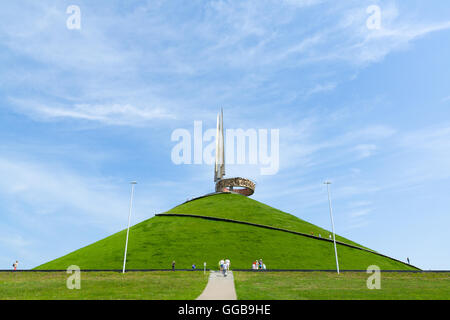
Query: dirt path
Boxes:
[{"xmin": 196, "ymin": 271, "xmax": 237, "ymax": 300}]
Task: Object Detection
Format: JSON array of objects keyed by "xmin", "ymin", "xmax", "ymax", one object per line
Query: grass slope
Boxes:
[
  {"xmin": 234, "ymin": 272, "xmax": 450, "ymax": 300},
  {"xmin": 0, "ymin": 271, "xmax": 207, "ymax": 300},
  {"xmin": 36, "ymin": 215, "xmax": 414, "ymax": 271},
  {"xmin": 167, "ymin": 194, "xmax": 362, "ymax": 247}
]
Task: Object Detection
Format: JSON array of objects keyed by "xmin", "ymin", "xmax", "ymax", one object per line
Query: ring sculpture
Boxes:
[{"xmin": 215, "ymin": 177, "xmax": 256, "ymax": 196}]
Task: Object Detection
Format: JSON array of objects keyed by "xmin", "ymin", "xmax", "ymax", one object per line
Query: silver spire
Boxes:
[{"xmin": 214, "ymin": 108, "xmax": 225, "ymax": 182}]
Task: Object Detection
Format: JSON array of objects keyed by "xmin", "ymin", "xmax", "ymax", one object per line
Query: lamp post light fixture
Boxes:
[
  {"xmin": 324, "ymin": 181, "xmax": 340, "ymax": 274},
  {"xmin": 122, "ymin": 181, "xmax": 137, "ymax": 274}
]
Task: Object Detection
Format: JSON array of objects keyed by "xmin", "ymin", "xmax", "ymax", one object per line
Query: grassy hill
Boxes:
[
  {"xmin": 36, "ymin": 193, "xmax": 416, "ymax": 271},
  {"xmin": 166, "ymin": 193, "xmax": 363, "ymax": 247}
]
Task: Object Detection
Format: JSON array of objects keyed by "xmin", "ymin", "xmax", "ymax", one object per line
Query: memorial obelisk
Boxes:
[
  {"xmin": 214, "ymin": 108, "xmax": 225, "ymax": 182},
  {"xmin": 214, "ymin": 109, "xmax": 255, "ymax": 196}
]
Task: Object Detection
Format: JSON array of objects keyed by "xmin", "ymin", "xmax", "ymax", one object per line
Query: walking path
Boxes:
[{"xmin": 196, "ymin": 271, "xmax": 237, "ymax": 300}]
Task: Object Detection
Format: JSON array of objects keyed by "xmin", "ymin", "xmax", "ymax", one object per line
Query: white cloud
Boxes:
[
  {"xmin": 348, "ymin": 208, "xmax": 372, "ymax": 218},
  {"xmin": 0, "ymin": 156, "xmax": 128, "ymax": 225},
  {"xmin": 353, "ymin": 144, "xmax": 377, "ymax": 159},
  {"xmin": 283, "ymin": 0, "xmax": 323, "ymax": 8},
  {"xmin": 280, "ymin": 122, "xmax": 395, "ymax": 171},
  {"xmin": 2, "ymin": 1, "xmax": 450, "ymax": 127},
  {"xmin": 0, "ymin": 233, "xmax": 32, "ymax": 249},
  {"xmin": 348, "ymin": 200, "xmax": 372, "ymax": 208},
  {"xmin": 9, "ymin": 98, "xmax": 175, "ymax": 126},
  {"xmin": 304, "ymin": 82, "xmax": 337, "ymax": 97},
  {"xmin": 345, "ymin": 220, "xmax": 370, "ymax": 230},
  {"xmin": 335, "ymin": 4, "xmax": 450, "ymax": 65},
  {"xmin": 398, "ymin": 124, "xmax": 450, "ymax": 153}
]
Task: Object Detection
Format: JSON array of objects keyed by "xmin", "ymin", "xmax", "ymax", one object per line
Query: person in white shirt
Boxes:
[
  {"xmin": 222, "ymin": 261, "xmax": 228, "ymax": 276},
  {"xmin": 219, "ymin": 259, "xmax": 224, "ymax": 271},
  {"xmin": 225, "ymin": 259, "xmax": 230, "ymax": 270}
]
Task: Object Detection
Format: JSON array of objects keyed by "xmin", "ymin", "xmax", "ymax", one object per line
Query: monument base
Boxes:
[{"xmin": 215, "ymin": 177, "xmax": 256, "ymax": 196}]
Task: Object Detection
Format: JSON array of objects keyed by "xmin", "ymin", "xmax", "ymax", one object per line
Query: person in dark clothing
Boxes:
[
  {"xmin": 407, "ymin": 257, "xmax": 410, "ymax": 264},
  {"xmin": 172, "ymin": 260, "xmax": 176, "ymax": 271}
]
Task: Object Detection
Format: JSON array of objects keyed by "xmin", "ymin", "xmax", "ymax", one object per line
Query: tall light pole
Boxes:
[
  {"xmin": 324, "ymin": 181, "xmax": 340, "ymax": 274},
  {"xmin": 122, "ymin": 181, "xmax": 137, "ymax": 274}
]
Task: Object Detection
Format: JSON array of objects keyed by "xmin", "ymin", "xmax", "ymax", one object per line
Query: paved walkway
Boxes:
[{"xmin": 196, "ymin": 271, "xmax": 237, "ymax": 300}]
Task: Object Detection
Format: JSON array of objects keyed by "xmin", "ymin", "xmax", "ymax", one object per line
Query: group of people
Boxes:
[
  {"xmin": 252, "ymin": 259, "xmax": 266, "ymax": 270},
  {"xmin": 12, "ymin": 261, "xmax": 19, "ymax": 271},
  {"xmin": 310, "ymin": 231, "xmax": 333, "ymax": 240},
  {"xmin": 171, "ymin": 261, "xmax": 203, "ymax": 270},
  {"xmin": 219, "ymin": 258, "xmax": 231, "ymax": 276}
]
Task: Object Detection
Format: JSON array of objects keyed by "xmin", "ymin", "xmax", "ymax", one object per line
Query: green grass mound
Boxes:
[
  {"xmin": 166, "ymin": 193, "xmax": 361, "ymax": 247},
  {"xmin": 36, "ymin": 193, "xmax": 415, "ymax": 270}
]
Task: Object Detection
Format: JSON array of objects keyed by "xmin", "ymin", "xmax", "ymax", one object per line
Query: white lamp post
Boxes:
[
  {"xmin": 122, "ymin": 181, "xmax": 137, "ymax": 274},
  {"xmin": 324, "ymin": 181, "xmax": 340, "ymax": 274}
]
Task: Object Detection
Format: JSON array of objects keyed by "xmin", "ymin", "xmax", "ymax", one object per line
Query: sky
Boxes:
[{"xmin": 0, "ymin": 0, "xmax": 449, "ymax": 270}]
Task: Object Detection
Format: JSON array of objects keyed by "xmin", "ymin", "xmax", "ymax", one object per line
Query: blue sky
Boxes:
[{"xmin": 0, "ymin": 0, "xmax": 449, "ymax": 270}]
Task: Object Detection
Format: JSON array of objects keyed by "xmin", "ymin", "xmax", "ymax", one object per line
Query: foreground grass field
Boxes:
[
  {"xmin": 0, "ymin": 271, "xmax": 208, "ymax": 300},
  {"xmin": 234, "ymin": 272, "xmax": 450, "ymax": 300},
  {"xmin": 1, "ymin": 271, "xmax": 448, "ymax": 300}
]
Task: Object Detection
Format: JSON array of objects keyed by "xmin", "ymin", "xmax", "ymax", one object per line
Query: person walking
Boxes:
[
  {"xmin": 223, "ymin": 261, "xmax": 228, "ymax": 277},
  {"xmin": 225, "ymin": 258, "xmax": 230, "ymax": 270},
  {"xmin": 407, "ymin": 257, "xmax": 410, "ymax": 264},
  {"xmin": 13, "ymin": 261, "xmax": 18, "ymax": 271},
  {"xmin": 172, "ymin": 260, "xmax": 176, "ymax": 271},
  {"xmin": 219, "ymin": 259, "xmax": 225, "ymax": 271}
]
